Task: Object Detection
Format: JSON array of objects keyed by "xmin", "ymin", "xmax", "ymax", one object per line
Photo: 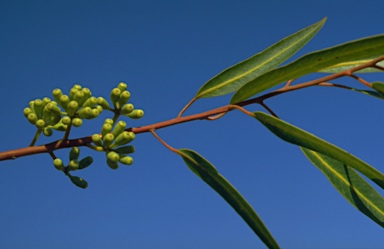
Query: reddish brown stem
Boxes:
[{"xmin": 1, "ymin": 56, "xmax": 383, "ymax": 162}]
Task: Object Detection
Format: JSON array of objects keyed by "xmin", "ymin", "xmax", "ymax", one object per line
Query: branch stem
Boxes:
[{"xmin": 1, "ymin": 56, "xmax": 384, "ymax": 161}]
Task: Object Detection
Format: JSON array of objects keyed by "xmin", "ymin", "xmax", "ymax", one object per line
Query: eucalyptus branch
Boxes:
[
  {"xmin": 3, "ymin": 17, "xmax": 384, "ymax": 248},
  {"xmin": 1, "ymin": 56, "xmax": 383, "ymax": 162}
]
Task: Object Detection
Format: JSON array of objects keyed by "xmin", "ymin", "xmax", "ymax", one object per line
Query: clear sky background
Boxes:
[{"xmin": 1, "ymin": 1, "xmax": 384, "ymax": 248}]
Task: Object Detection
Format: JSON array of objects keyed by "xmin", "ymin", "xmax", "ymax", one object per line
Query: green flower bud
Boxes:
[
  {"xmin": 92, "ymin": 134, "xmax": 103, "ymax": 146},
  {"xmin": 119, "ymin": 155, "xmax": 133, "ymax": 165},
  {"xmin": 68, "ymin": 174, "xmax": 88, "ymax": 189},
  {"xmin": 43, "ymin": 97, "xmax": 51, "ymax": 105},
  {"xmin": 24, "ymin": 107, "xmax": 33, "ymax": 117},
  {"xmin": 78, "ymin": 156, "xmax": 93, "ymax": 170},
  {"xmin": 52, "ymin": 88, "xmax": 63, "ymax": 103},
  {"xmin": 59, "ymin": 95, "xmax": 70, "ymax": 110},
  {"xmin": 47, "ymin": 114, "xmax": 62, "ymax": 126},
  {"xmin": 72, "ymin": 118, "xmax": 82, "ymax": 127},
  {"xmin": 126, "ymin": 109, "xmax": 144, "ymax": 119},
  {"xmin": 82, "ymin": 87, "xmax": 91, "ymax": 101},
  {"xmin": 107, "ymin": 151, "xmax": 120, "ymax": 162},
  {"xmin": 110, "ymin": 88, "xmax": 121, "ymax": 107},
  {"xmin": 101, "ymin": 123, "xmax": 112, "ymax": 137},
  {"xmin": 103, "ymin": 133, "xmax": 114, "ymax": 149},
  {"xmin": 61, "ymin": 116, "xmax": 71, "ymax": 125},
  {"xmin": 43, "ymin": 127, "xmax": 53, "ymax": 136},
  {"xmin": 35, "ymin": 119, "xmax": 45, "ymax": 129},
  {"xmin": 69, "ymin": 147, "xmax": 80, "ymax": 161},
  {"xmin": 96, "ymin": 97, "xmax": 111, "ymax": 110},
  {"xmin": 104, "ymin": 118, "xmax": 114, "ymax": 125},
  {"xmin": 73, "ymin": 90, "xmax": 85, "ymax": 106},
  {"xmin": 116, "ymin": 91, "xmax": 131, "ymax": 109},
  {"xmin": 95, "ymin": 105, "xmax": 103, "ymax": 113},
  {"xmin": 112, "ymin": 121, "xmax": 126, "ymax": 137},
  {"xmin": 106, "ymin": 158, "xmax": 119, "ymax": 169},
  {"xmin": 112, "ymin": 131, "xmax": 135, "ymax": 148},
  {"xmin": 68, "ymin": 159, "xmax": 79, "ymax": 170},
  {"xmin": 45, "ymin": 102, "xmax": 62, "ymax": 116},
  {"xmin": 66, "ymin": 101, "xmax": 79, "ymax": 117},
  {"xmin": 86, "ymin": 108, "xmax": 99, "ymax": 119},
  {"xmin": 29, "ymin": 100, "xmax": 35, "ymax": 113},
  {"xmin": 27, "ymin": 113, "xmax": 38, "ymax": 124},
  {"xmin": 113, "ymin": 145, "xmax": 135, "ymax": 154},
  {"xmin": 82, "ymin": 96, "xmax": 97, "ymax": 108},
  {"xmin": 33, "ymin": 99, "xmax": 44, "ymax": 118},
  {"xmin": 73, "ymin": 84, "xmax": 82, "ymax": 89},
  {"xmin": 78, "ymin": 107, "xmax": 92, "ymax": 119},
  {"xmin": 117, "ymin": 82, "xmax": 127, "ymax": 92},
  {"xmin": 69, "ymin": 87, "xmax": 79, "ymax": 101},
  {"xmin": 120, "ymin": 104, "xmax": 134, "ymax": 115},
  {"xmin": 53, "ymin": 158, "xmax": 65, "ymax": 171}
]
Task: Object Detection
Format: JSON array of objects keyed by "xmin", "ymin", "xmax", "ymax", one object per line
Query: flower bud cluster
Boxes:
[
  {"xmin": 92, "ymin": 119, "xmax": 136, "ymax": 169},
  {"xmin": 23, "ymin": 84, "xmax": 104, "ymax": 136},
  {"xmin": 53, "ymin": 146, "xmax": 93, "ymax": 188},
  {"xmin": 24, "ymin": 82, "xmax": 144, "ymax": 188},
  {"xmin": 23, "ymin": 98, "xmax": 64, "ymax": 136},
  {"xmin": 52, "ymin": 84, "xmax": 103, "ymax": 127},
  {"xmin": 106, "ymin": 82, "xmax": 145, "ymax": 119}
]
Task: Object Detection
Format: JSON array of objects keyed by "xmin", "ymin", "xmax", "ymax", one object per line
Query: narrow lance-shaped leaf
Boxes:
[
  {"xmin": 179, "ymin": 148, "xmax": 280, "ymax": 249},
  {"xmin": 194, "ymin": 18, "xmax": 326, "ymax": 99},
  {"xmin": 319, "ymin": 58, "xmax": 384, "ymax": 73},
  {"xmin": 302, "ymin": 148, "xmax": 384, "ymax": 228},
  {"xmin": 231, "ymin": 34, "xmax": 384, "ymax": 103},
  {"xmin": 253, "ymin": 111, "xmax": 384, "ymax": 189},
  {"xmin": 350, "ymin": 88, "xmax": 384, "ymax": 100}
]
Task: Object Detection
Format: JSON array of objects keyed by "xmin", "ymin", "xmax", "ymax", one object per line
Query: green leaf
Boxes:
[
  {"xmin": 302, "ymin": 148, "xmax": 384, "ymax": 227},
  {"xmin": 231, "ymin": 35, "xmax": 384, "ymax": 103},
  {"xmin": 179, "ymin": 148, "xmax": 280, "ymax": 249},
  {"xmin": 372, "ymin": 81, "xmax": 384, "ymax": 95},
  {"xmin": 253, "ymin": 112, "xmax": 384, "ymax": 189},
  {"xmin": 351, "ymin": 89, "xmax": 384, "ymax": 99},
  {"xmin": 319, "ymin": 58, "xmax": 384, "ymax": 73},
  {"xmin": 194, "ymin": 18, "xmax": 326, "ymax": 99}
]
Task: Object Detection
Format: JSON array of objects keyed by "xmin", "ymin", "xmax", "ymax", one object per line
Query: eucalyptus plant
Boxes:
[{"xmin": 1, "ymin": 17, "xmax": 384, "ymax": 248}]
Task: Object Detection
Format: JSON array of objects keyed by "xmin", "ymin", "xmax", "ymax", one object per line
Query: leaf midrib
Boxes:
[
  {"xmin": 197, "ymin": 30, "xmax": 316, "ymax": 97},
  {"xmin": 310, "ymin": 150, "xmax": 384, "ymax": 217},
  {"xmin": 233, "ymin": 36, "xmax": 384, "ymax": 102}
]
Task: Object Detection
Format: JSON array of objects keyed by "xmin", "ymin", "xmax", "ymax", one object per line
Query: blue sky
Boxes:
[{"xmin": 1, "ymin": 1, "xmax": 384, "ymax": 248}]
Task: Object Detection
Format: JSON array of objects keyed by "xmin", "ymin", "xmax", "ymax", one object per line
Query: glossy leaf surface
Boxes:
[
  {"xmin": 253, "ymin": 112, "xmax": 384, "ymax": 189},
  {"xmin": 302, "ymin": 148, "xmax": 384, "ymax": 227},
  {"xmin": 179, "ymin": 148, "xmax": 280, "ymax": 249},
  {"xmin": 319, "ymin": 58, "xmax": 384, "ymax": 73},
  {"xmin": 231, "ymin": 34, "xmax": 384, "ymax": 103},
  {"xmin": 194, "ymin": 18, "xmax": 326, "ymax": 98}
]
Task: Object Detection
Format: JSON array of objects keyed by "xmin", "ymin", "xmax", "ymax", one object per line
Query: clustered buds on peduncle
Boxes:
[
  {"xmin": 92, "ymin": 119, "xmax": 136, "ymax": 169},
  {"xmin": 24, "ymin": 84, "xmax": 104, "ymax": 140},
  {"xmin": 23, "ymin": 82, "xmax": 144, "ymax": 188},
  {"xmin": 53, "ymin": 147, "xmax": 93, "ymax": 188}
]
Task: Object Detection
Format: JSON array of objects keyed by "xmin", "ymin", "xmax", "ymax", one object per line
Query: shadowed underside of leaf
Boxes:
[
  {"xmin": 194, "ymin": 18, "xmax": 326, "ymax": 99},
  {"xmin": 179, "ymin": 148, "xmax": 280, "ymax": 249},
  {"xmin": 231, "ymin": 35, "xmax": 384, "ymax": 103},
  {"xmin": 253, "ymin": 112, "xmax": 384, "ymax": 189},
  {"xmin": 302, "ymin": 148, "xmax": 384, "ymax": 227}
]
